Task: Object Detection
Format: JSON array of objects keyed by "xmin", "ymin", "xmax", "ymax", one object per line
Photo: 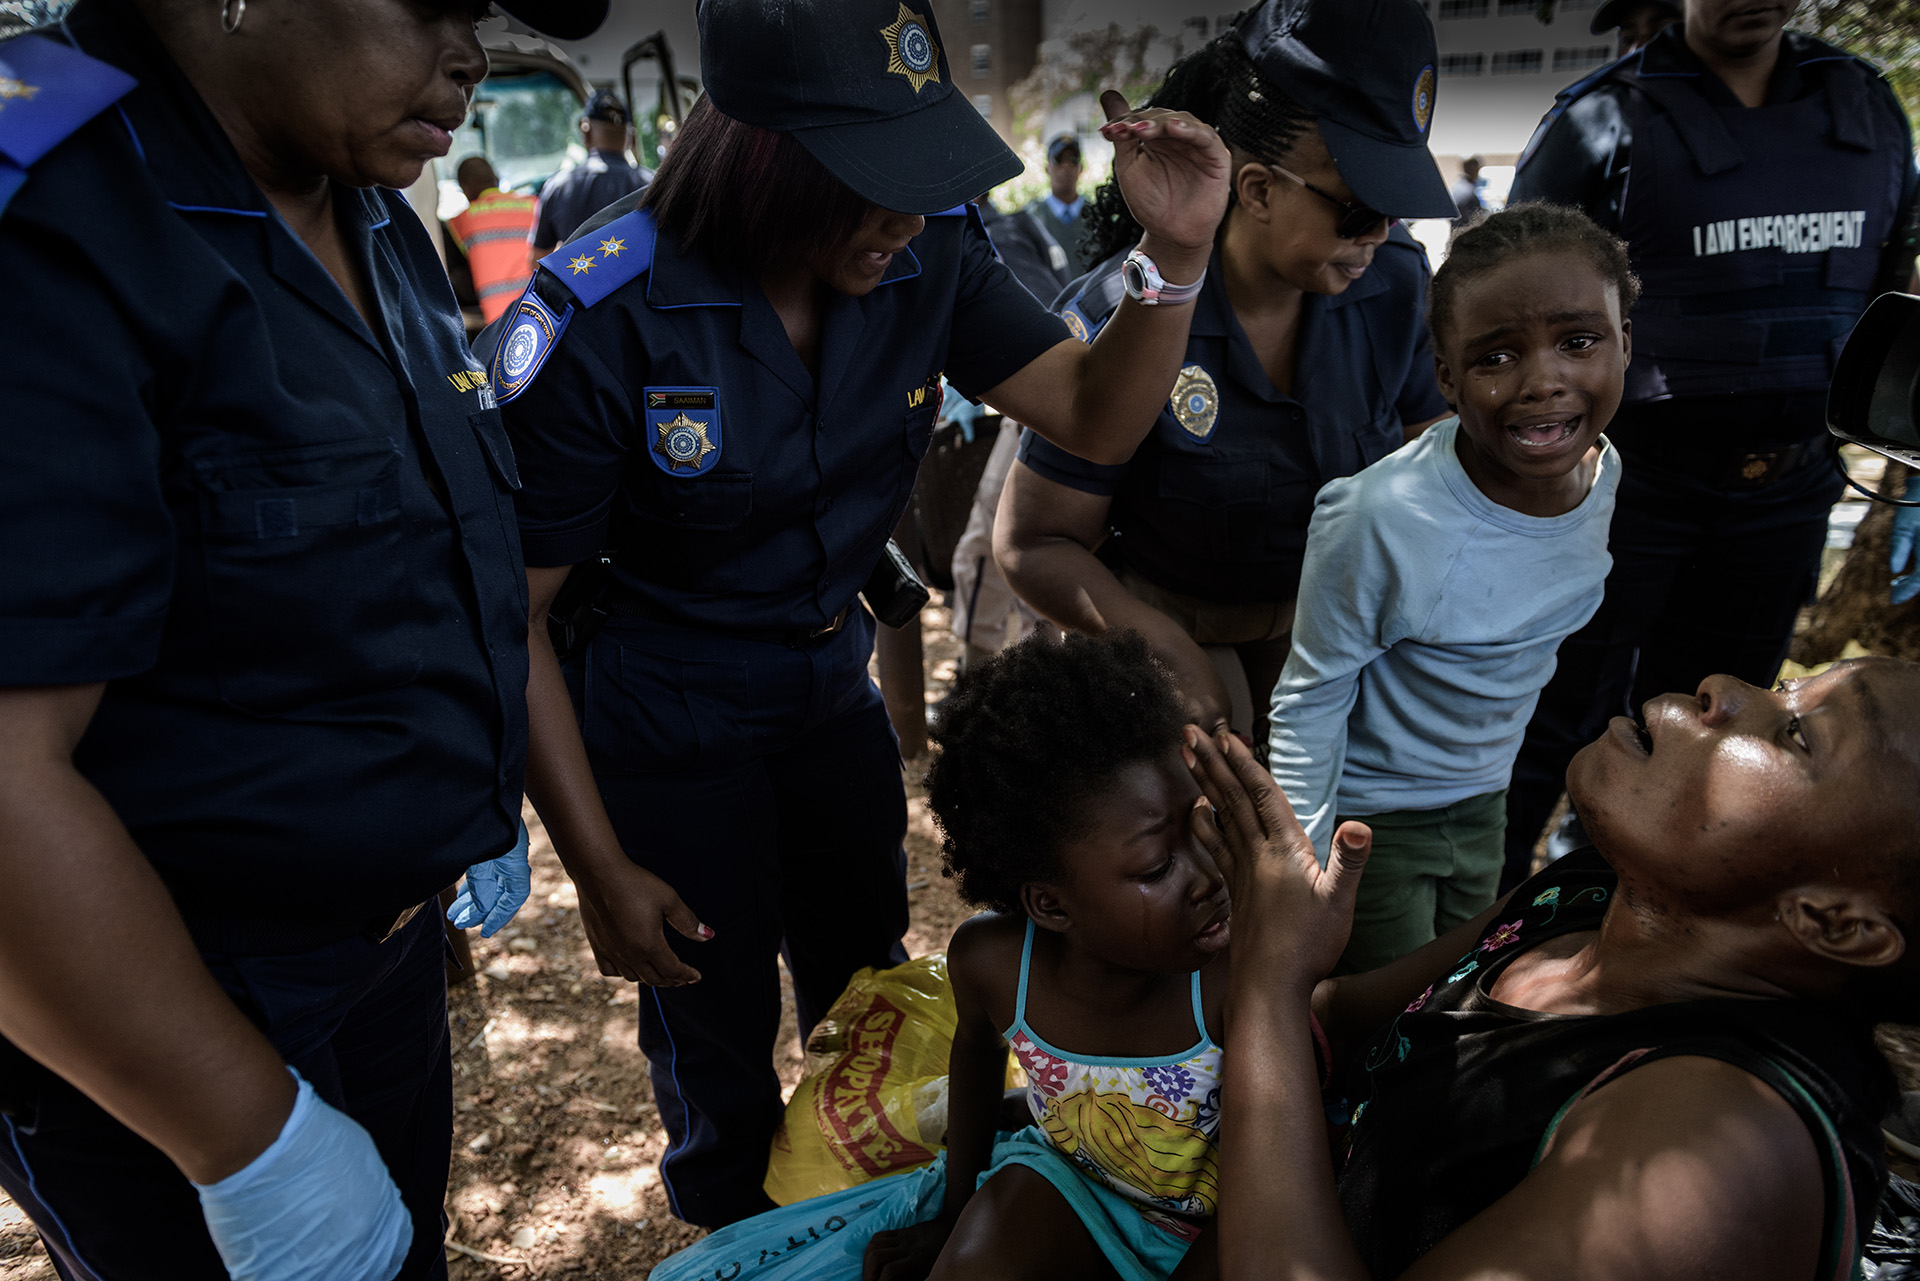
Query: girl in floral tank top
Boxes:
[{"xmin": 863, "ymin": 632, "xmax": 1238, "ymax": 1281}]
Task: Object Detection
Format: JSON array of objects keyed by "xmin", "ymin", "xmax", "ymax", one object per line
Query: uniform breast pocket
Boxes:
[
  {"xmin": 904, "ymin": 401, "xmax": 938, "ymax": 461},
  {"xmin": 193, "ymin": 438, "xmax": 422, "ymax": 715},
  {"xmin": 656, "ymin": 472, "xmax": 754, "ymax": 531}
]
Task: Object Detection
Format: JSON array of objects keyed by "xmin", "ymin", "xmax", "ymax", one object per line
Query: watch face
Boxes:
[{"xmin": 1122, "ymin": 257, "xmax": 1147, "ymax": 297}]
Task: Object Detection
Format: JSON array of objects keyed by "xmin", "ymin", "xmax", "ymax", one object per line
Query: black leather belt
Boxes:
[
  {"xmin": 606, "ymin": 591, "xmax": 854, "ymax": 648},
  {"xmin": 183, "ymin": 901, "xmax": 426, "ymax": 956}
]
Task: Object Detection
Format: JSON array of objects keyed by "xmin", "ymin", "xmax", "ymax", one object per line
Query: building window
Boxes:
[
  {"xmin": 970, "ymin": 0, "xmax": 989, "ymax": 23},
  {"xmin": 1437, "ymin": 0, "xmax": 1489, "ymax": 17},
  {"xmin": 1552, "ymin": 44, "xmax": 1613, "ymax": 70},
  {"xmin": 970, "ymin": 43, "xmax": 991, "ymax": 77},
  {"xmin": 1491, "ymin": 48, "xmax": 1544, "ymax": 73},
  {"xmin": 1497, "ymin": 0, "xmax": 1535, "ymax": 13},
  {"xmin": 1439, "ymin": 52, "xmax": 1486, "ymax": 75},
  {"xmin": 972, "ymin": 94, "xmax": 994, "ymax": 117}
]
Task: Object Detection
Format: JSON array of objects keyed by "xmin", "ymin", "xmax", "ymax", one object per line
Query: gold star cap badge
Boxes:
[
  {"xmin": 568, "ymin": 254, "xmax": 596, "ymax": 275},
  {"xmin": 880, "ymin": 3, "xmax": 942, "ymax": 94},
  {"xmin": 599, "ymin": 236, "xmax": 625, "ymax": 258}
]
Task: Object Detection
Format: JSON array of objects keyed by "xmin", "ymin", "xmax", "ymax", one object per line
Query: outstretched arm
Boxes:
[
  {"xmin": 522, "ymin": 564, "xmax": 712, "ymax": 986},
  {"xmin": 0, "ymin": 684, "xmax": 295, "ymax": 1183}
]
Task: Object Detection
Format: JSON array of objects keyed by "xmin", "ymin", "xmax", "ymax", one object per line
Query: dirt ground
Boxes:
[{"xmin": 4, "ymin": 591, "xmax": 1918, "ymax": 1280}]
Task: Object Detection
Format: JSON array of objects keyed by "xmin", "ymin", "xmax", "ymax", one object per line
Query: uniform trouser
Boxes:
[
  {"xmin": 0, "ymin": 908, "xmax": 452, "ymax": 1281},
  {"xmin": 949, "ymin": 419, "xmax": 1039, "ymax": 654},
  {"xmin": 569, "ymin": 608, "xmax": 910, "ymax": 1229},
  {"xmin": 1502, "ymin": 397, "xmax": 1844, "ymax": 889}
]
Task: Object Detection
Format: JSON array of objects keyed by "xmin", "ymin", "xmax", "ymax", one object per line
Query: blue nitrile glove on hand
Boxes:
[
  {"xmin": 448, "ymin": 819, "xmax": 532, "ymax": 938},
  {"xmin": 195, "ymin": 1068, "xmax": 412, "ymax": 1281},
  {"xmin": 1893, "ymin": 503, "xmax": 1920, "ymax": 606}
]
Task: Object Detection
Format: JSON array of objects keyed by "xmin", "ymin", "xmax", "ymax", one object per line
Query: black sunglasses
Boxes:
[{"xmin": 1269, "ymin": 165, "xmax": 1392, "ymax": 240}]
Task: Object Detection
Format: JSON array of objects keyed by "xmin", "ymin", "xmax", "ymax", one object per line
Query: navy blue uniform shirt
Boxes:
[
  {"xmin": 499, "ymin": 203, "xmax": 1067, "ymax": 631},
  {"xmin": 1020, "ymin": 228, "xmax": 1446, "ymax": 604},
  {"xmin": 531, "ymin": 149, "xmax": 649, "ymax": 250},
  {"xmin": 0, "ymin": 0, "xmax": 530, "ymax": 922}
]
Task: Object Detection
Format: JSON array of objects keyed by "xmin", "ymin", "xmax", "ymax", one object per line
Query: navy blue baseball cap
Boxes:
[
  {"xmin": 1589, "ymin": 0, "xmax": 1679, "ymax": 35},
  {"xmin": 698, "ymin": 0, "xmax": 1022, "ymax": 215},
  {"xmin": 494, "ymin": 0, "xmax": 607, "ymax": 40},
  {"xmin": 1236, "ymin": 0, "xmax": 1454, "ymax": 220},
  {"xmin": 581, "ymin": 89, "xmax": 630, "ymax": 126}
]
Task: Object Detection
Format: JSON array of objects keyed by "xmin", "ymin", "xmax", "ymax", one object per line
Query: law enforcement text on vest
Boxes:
[{"xmin": 1512, "ymin": 28, "xmax": 1916, "ymax": 403}]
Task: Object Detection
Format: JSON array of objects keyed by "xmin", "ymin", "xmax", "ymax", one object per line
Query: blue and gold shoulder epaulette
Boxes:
[
  {"xmin": 491, "ymin": 207, "xmax": 654, "ymax": 403},
  {"xmin": 0, "ymin": 34, "xmax": 137, "ymax": 217}
]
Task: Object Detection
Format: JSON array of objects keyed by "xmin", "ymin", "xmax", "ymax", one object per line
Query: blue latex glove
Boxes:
[
  {"xmin": 195, "ymin": 1068, "xmax": 412, "ymax": 1281},
  {"xmin": 448, "ymin": 819, "xmax": 532, "ymax": 938},
  {"xmin": 1893, "ymin": 503, "xmax": 1920, "ymax": 606}
]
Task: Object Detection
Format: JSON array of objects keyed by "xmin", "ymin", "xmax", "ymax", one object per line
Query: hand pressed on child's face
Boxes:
[
  {"xmin": 1434, "ymin": 248, "xmax": 1630, "ymax": 515},
  {"xmin": 1023, "ymin": 751, "xmax": 1231, "ymax": 972}
]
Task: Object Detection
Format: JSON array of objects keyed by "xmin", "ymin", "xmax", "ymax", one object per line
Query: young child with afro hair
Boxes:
[{"xmin": 864, "ymin": 630, "xmax": 1241, "ymax": 1281}]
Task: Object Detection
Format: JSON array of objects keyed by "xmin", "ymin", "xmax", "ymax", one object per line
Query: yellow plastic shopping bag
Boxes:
[{"xmin": 765, "ymin": 953, "xmax": 1020, "ymax": 1205}]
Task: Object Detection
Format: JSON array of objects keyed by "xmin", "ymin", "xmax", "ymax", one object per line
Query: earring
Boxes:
[{"xmin": 221, "ymin": 0, "xmax": 245, "ymax": 34}]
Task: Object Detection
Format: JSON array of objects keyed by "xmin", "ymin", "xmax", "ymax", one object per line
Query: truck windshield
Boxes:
[{"xmin": 434, "ymin": 68, "xmax": 581, "ymax": 218}]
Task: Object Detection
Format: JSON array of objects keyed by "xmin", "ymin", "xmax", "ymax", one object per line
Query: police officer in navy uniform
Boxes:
[
  {"xmin": 998, "ymin": 0, "xmax": 1455, "ymax": 754},
  {"xmin": 492, "ymin": 0, "xmax": 1233, "ymax": 1228},
  {"xmin": 1500, "ymin": 0, "xmax": 1920, "ymax": 886},
  {"xmin": 0, "ymin": 0, "xmax": 602, "ymax": 1277},
  {"xmin": 529, "ymin": 88, "xmax": 650, "ymax": 257}
]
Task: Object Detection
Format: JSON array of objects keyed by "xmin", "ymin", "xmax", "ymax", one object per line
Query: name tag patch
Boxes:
[{"xmin": 646, "ymin": 387, "xmax": 723, "ymax": 477}]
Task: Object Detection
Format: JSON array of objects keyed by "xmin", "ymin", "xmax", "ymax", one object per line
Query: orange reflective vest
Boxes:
[{"xmin": 448, "ymin": 189, "xmax": 538, "ymax": 323}]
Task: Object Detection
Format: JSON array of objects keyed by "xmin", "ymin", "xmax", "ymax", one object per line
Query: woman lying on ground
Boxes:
[{"xmin": 1187, "ymin": 657, "xmax": 1920, "ymax": 1281}]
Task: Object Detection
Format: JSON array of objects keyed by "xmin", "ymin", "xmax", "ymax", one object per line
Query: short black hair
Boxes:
[
  {"xmin": 1428, "ymin": 202, "xmax": 1641, "ymax": 350},
  {"xmin": 925, "ymin": 630, "xmax": 1188, "ymax": 914},
  {"xmin": 640, "ymin": 96, "xmax": 876, "ymax": 277}
]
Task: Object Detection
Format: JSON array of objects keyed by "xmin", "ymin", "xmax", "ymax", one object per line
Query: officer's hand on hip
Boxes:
[
  {"xmin": 448, "ymin": 819, "xmax": 533, "ymax": 938},
  {"xmin": 195, "ymin": 1069, "xmax": 412, "ymax": 1281},
  {"xmin": 1892, "ymin": 503, "xmax": 1920, "ymax": 606},
  {"xmin": 1097, "ymin": 89, "xmax": 1230, "ymax": 258},
  {"xmin": 575, "ymin": 859, "xmax": 713, "ymax": 986}
]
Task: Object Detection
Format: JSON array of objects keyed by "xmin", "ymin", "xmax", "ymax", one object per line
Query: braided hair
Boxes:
[
  {"xmin": 1428, "ymin": 202, "xmax": 1641, "ymax": 350},
  {"xmin": 1083, "ymin": 30, "xmax": 1319, "ymax": 266}
]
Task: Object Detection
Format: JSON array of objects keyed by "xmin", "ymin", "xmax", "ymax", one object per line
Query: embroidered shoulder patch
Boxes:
[{"xmin": 490, "ymin": 290, "xmax": 571, "ymax": 405}]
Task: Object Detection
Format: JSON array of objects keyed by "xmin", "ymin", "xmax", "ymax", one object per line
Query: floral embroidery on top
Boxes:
[
  {"xmin": 1447, "ymin": 959, "xmax": 1480, "ymax": 983},
  {"xmin": 1404, "ymin": 984, "xmax": 1434, "ymax": 1014},
  {"xmin": 1532, "ymin": 887, "xmax": 1560, "ymax": 907},
  {"xmin": 1480, "ymin": 920, "xmax": 1524, "ymax": 952},
  {"xmin": 1010, "ymin": 1032, "xmax": 1071, "ymax": 1097}
]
